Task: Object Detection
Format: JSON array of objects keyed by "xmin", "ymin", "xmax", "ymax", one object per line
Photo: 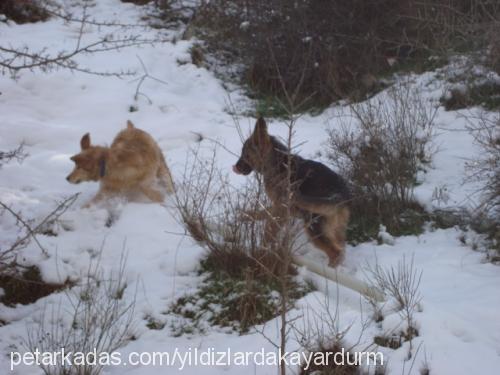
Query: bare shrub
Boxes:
[
  {"xmin": 487, "ymin": 20, "xmax": 500, "ymax": 74},
  {"xmin": 0, "ymin": 194, "xmax": 78, "ymax": 278},
  {"xmin": 295, "ymin": 310, "xmax": 359, "ymax": 374},
  {"xmin": 366, "ymin": 256, "xmax": 422, "ymax": 354},
  {"xmin": 0, "ymin": 144, "xmax": 78, "ymax": 303},
  {"xmin": 187, "ymin": 0, "xmax": 500, "ymax": 106},
  {"xmin": 326, "ymin": 83, "xmax": 437, "ymax": 240},
  {"xmin": 292, "ymin": 287, "xmax": 378, "ymax": 375},
  {"xmin": 465, "ymin": 111, "xmax": 500, "ymax": 259},
  {"xmin": 466, "ymin": 112, "xmax": 500, "ymax": 220},
  {"xmin": 0, "ymin": 2, "xmax": 165, "ymax": 78},
  {"xmin": 24, "ymin": 254, "xmax": 136, "ymax": 375},
  {"xmin": 171, "ymin": 146, "xmax": 308, "ymax": 335},
  {"xmin": 193, "ymin": 0, "xmax": 433, "ymax": 105},
  {"xmin": 174, "ymin": 147, "xmax": 285, "ymax": 280},
  {"xmin": 0, "ymin": 144, "xmax": 27, "ymax": 167}
]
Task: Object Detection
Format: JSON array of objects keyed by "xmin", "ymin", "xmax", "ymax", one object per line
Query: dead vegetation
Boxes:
[
  {"xmin": 465, "ymin": 111, "xmax": 500, "ymax": 260},
  {"xmin": 24, "ymin": 254, "xmax": 136, "ymax": 375},
  {"xmin": 0, "ymin": 0, "xmax": 51, "ymax": 24},
  {"xmin": 0, "ymin": 266, "xmax": 70, "ymax": 306},
  {"xmin": 170, "ymin": 146, "xmax": 310, "ymax": 336},
  {"xmin": 366, "ymin": 256, "xmax": 422, "ymax": 356},
  {"xmin": 326, "ymin": 83, "xmax": 437, "ymax": 241},
  {"xmin": 0, "ymin": 1, "xmax": 166, "ymax": 78},
  {"xmin": 179, "ymin": 0, "xmax": 500, "ymax": 108},
  {"xmin": 0, "ymin": 146, "xmax": 77, "ymax": 306}
]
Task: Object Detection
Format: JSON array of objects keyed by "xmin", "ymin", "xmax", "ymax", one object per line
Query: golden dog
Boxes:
[{"xmin": 67, "ymin": 121, "xmax": 174, "ymax": 206}]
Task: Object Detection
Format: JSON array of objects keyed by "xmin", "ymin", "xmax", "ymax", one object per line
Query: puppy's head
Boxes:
[
  {"xmin": 67, "ymin": 133, "xmax": 106, "ymax": 184},
  {"xmin": 233, "ymin": 117, "xmax": 272, "ymax": 175}
]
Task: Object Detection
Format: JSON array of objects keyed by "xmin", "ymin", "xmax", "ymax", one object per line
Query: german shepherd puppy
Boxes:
[
  {"xmin": 67, "ymin": 121, "xmax": 174, "ymax": 206},
  {"xmin": 233, "ymin": 118, "xmax": 351, "ymax": 266}
]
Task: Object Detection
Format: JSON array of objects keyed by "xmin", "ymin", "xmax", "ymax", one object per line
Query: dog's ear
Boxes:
[
  {"xmin": 80, "ymin": 133, "xmax": 91, "ymax": 150},
  {"xmin": 127, "ymin": 120, "xmax": 134, "ymax": 129},
  {"xmin": 252, "ymin": 117, "xmax": 269, "ymax": 145},
  {"xmin": 70, "ymin": 154, "xmax": 84, "ymax": 163}
]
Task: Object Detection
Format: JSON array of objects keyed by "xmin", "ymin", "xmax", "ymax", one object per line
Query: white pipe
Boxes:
[
  {"xmin": 292, "ymin": 255, "xmax": 385, "ymax": 302},
  {"xmin": 202, "ymin": 219, "xmax": 385, "ymax": 301}
]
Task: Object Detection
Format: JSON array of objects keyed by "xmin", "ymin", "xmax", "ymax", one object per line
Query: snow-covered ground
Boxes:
[{"xmin": 1, "ymin": 1, "xmax": 499, "ymax": 374}]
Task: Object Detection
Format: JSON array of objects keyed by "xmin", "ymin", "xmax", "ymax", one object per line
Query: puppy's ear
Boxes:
[
  {"xmin": 80, "ymin": 133, "xmax": 91, "ymax": 150},
  {"xmin": 70, "ymin": 155, "xmax": 77, "ymax": 162},
  {"xmin": 253, "ymin": 117, "xmax": 269, "ymax": 145},
  {"xmin": 127, "ymin": 120, "xmax": 134, "ymax": 129}
]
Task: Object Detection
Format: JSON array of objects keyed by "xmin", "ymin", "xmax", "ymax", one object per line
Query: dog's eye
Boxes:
[{"xmin": 74, "ymin": 158, "xmax": 92, "ymax": 171}]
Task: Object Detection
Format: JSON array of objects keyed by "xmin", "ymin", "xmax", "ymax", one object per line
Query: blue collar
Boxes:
[{"xmin": 99, "ymin": 158, "xmax": 106, "ymax": 177}]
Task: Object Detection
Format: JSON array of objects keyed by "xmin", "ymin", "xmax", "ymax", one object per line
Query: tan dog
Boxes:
[{"xmin": 67, "ymin": 121, "xmax": 174, "ymax": 206}]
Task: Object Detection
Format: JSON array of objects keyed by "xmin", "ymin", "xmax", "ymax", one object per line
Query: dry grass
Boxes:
[
  {"xmin": 0, "ymin": 145, "xmax": 77, "ymax": 305},
  {"xmin": 186, "ymin": 0, "xmax": 500, "ymax": 107},
  {"xmin": 0, "ymin": 266, "xmax": 70, "ymax": 306},
  {"xmin": 465, "ymin": 111, "xmax": 500, "ymax": 259},
  {"xmin": 173, "ymin": 147, "xmax": 290, "ymax": 281},
  {"xmin": 170, "ymin": 146, "xmax": 309, "ymax": 334},
  {"xmin": 326, "ymin": 83, "xmax": 436, "ymax": 241},
  {"xmin": 24, "ymin": 253, "xmax": 136, "ymax": 375},
  {"xmin": 366, "ymin": 256, "xmax": 422, "ymax": 354},
  {"xmin": 0, "ymin": 0, "xmax": 50, "ymax": 24}
]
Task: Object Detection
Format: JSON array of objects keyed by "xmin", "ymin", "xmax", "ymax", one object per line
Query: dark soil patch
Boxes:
[
  {"xmin": 0, "ymin": 266, "xmax": 71, "ymax": 306},
  {"xmin": 0, "ymin": 0, "xmax": 50, "ymax": 24}
]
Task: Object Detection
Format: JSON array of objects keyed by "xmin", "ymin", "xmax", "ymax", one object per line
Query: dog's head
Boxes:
[
  {"xmin": 233, "ymin": 117, "xmax": 273, "ymax": 175},
  {"xmin": 66, "ymin": 133, "xmax": 106, "ymax": 184}
]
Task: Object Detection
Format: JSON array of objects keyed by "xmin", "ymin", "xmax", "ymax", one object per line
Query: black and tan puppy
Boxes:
[{"xmin": 233, "ymin": 117, "xmax": 351, "ymax": 266}]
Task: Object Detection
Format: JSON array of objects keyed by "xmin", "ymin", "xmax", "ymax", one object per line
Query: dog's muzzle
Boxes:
[{"xmin": 233, "ymin": 159, "xmax": 252, "ymax": 175}]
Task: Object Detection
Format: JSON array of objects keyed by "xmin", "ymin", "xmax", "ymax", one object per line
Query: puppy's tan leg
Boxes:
[
  {"xmin": 84, "ymin": 188, "xmax": 110, "ymax": 208},
  {"xmin": 305, "ymin": 223, "xmax": 344, "ymax": 266},
  {"xmin": 323, "ymin": 207, "xmax": 350, "ymax": 266},
  {"xmin": 304, "ymin": 208, "xmax": 349, "ymax": 267}
]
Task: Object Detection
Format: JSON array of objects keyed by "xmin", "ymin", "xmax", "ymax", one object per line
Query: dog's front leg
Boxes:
[{"xmin": 83, "ymin": 186, "xmax": 112, "ymax": 208}]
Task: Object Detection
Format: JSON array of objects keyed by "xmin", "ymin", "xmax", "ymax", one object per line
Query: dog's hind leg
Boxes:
[
  {"xmin": 324, "ymin": 206, "xmax": 350, "ymax": 266},
  {"xmin": 304, "ymin": 209, "xmax": 349, "ymax": 267}
]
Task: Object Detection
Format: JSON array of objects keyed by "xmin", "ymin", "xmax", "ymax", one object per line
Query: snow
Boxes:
[{"xmin": 1, "ymin": 1, "xmax": 499, "ymax": 374}]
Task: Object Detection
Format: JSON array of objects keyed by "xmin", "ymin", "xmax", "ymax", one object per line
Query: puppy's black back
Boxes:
[
  {"xmin": 268, "ymin": 136, "xmax": 350, "ymax": 202},
  {"xmin": 296, "ymin": 159, "xmax": 351, "ymax": 202}
]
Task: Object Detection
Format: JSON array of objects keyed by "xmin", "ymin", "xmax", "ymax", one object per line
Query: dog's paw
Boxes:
[{"xmin": 81, "ymin": 202, "xmax": 92, "ymax": 209}]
